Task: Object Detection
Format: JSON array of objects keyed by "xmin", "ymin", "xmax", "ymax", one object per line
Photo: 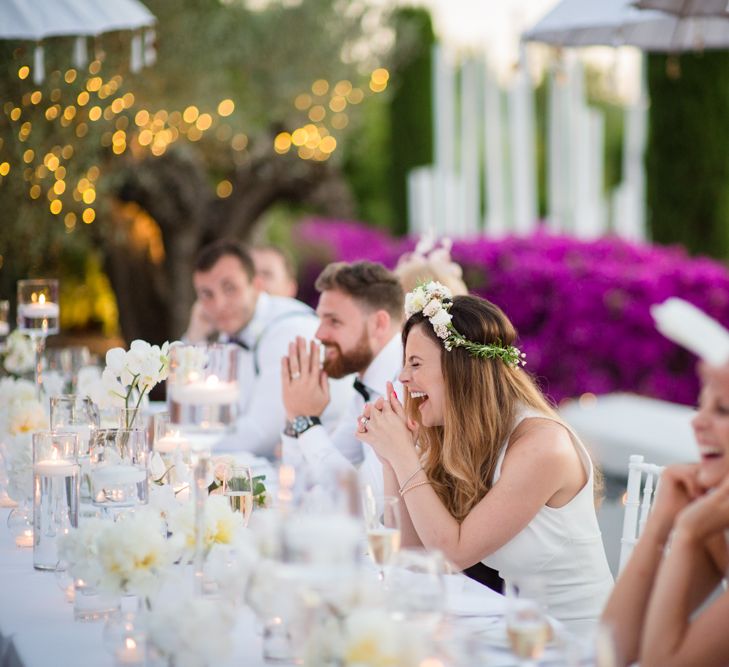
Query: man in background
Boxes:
[
  {"xmin": 184, "ymin": 239, "xmax": 318, "ymax": 458},
  {"xmin": 251, "ymin": 244, "xmax": 298, "ymax": 298}
]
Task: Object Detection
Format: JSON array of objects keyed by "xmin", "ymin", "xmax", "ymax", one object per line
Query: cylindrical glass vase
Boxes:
[{"xmin": 33, "ymin": 431, "xmax": 79, "ymax": 570}]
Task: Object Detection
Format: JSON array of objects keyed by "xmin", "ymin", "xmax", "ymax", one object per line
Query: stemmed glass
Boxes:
[
  {"xmin": 505, "ymin": 574, "xmax": 551, "ymax": 667},
  {"xmin": 17, "ymin": 278, "xmax": 60, "ymax": 399},
  {"xmin": 223, "ymin": 463, "xmax": 253, "ymax": 526},
  {"xmin": 362, "ymin": 493, "xmax": 402, "ymax": 581},
  {"xmin": 166, "ymin": 343, "xmax": 239, "ymax": 592}
]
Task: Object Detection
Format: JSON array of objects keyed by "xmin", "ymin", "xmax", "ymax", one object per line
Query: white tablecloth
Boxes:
[{"xmin": 0, "ymin": 509, "xmax": 512, "ymax": 667}]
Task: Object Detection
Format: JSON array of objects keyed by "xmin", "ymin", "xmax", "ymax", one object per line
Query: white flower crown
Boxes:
[{"xmin": 405, "ymin": 282, "xmax": 526, "ymax": 368}]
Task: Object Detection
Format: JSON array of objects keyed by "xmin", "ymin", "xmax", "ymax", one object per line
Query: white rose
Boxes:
[
  {"xmin": 422, "ymin": 299, "xmax": 441, "ymax": 318},
  {"xmin": 405, "ymin": 288, "xmax": 428, "ymax": 317},
  {"xmin": 429, "ymin": 308, "xmax": 452, "ymax": 328}
]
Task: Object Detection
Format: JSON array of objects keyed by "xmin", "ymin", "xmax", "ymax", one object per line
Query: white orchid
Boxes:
[{"xmin": 88, "ymin": 339, "xmax": 174, "ymax": 426}]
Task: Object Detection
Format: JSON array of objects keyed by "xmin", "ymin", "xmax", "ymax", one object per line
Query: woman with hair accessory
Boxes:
[
  {"xmin": 394, "ymin": 236, "xmax": 468, "ymax": 296},
  {"xmin": 356, "ymin": 282, "xmax": 613, "ymax": 634},
  {"xmin": 601, "ymin": 299, "xmax": 729, "ymax": 667}
]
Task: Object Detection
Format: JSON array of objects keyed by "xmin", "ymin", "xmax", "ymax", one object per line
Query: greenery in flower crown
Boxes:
[{"xmin": 404, "ymin": 281, "xmax": 526, "ymax": 368}]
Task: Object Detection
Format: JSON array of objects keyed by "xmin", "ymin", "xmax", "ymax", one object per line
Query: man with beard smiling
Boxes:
[{"xmin": 281, "ymin": 261, "xmax": 404, "ymax": 490}]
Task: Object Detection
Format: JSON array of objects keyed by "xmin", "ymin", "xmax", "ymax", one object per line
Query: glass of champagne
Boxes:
[
  {"xmin": 363, "ymin": 493, "xmax": 402, "ymax": 580},
  {"xmin": 223, "ymin": 463, "xmax": 253, "ymax": 526},
  {"xmin": 505, "ymin": 574, "xmax": 551, "ymax": 666}
]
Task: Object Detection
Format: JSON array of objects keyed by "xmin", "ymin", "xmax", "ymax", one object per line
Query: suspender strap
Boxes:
[{"xmin": 252, "ymin": 308, "xmax": 317, "ymax": 376}]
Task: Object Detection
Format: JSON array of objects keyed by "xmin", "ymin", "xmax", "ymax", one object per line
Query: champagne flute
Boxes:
[
  {"xmin": 505, "ymin": 574, "xmax": 551, "ymax": 666},
  {"xmin": 363, "ymin": 493, "xmax": 402, "ymax": 580},
  {"xmin": 223, "ymin": 463, "xmax": 253, "ymax": 526}
]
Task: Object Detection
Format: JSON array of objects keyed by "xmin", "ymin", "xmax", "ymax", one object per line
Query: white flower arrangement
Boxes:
[
  {"xmin": 59, "ymin": 508, "xmax": 177, "ymax": 599},
  {"xmin": 405, "ymin": 281, "xmax": 526, "ymax": 367},
  {"xmin": 144, "ymin": 579, "xmax": 236, "ymax": 667},
  {"xmin": 304, "ymin": 607, "xmax": 430, "ymax": 667},
  {"xmin": 2, "ymin": 330, "xmax": 35, "ymax": 376},
  {"xmin": 166, "ymin": 494, "xmax": 244, "ymax": 559},
  {"xmin": 0, "ymin": 378, "xmax": 47, "ymax": 503},
  {"xmin": 88, "ymin": 340, "xmax": 172, "ymax": 426}
]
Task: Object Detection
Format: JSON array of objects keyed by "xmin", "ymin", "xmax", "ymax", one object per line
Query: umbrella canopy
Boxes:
[
  {"xmin": 523, "ymin": 0, "xmax": 729, "ymax": 51},
  {"xmin": 633, "ymin": 0, "xmax": 729, "ymax": 16},
  {"xmin": 0, "ymin": 0, "xmax": 155, "ymax": 41}
]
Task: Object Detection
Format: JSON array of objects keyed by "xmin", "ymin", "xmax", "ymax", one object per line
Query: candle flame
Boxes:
[
  {"xmin": 206, "ymin": 374, "xmax": 220, "ymax": 386},
  {"xmin": 39, "ymin": 293, "xmax": 46, "ymax": 305},
  {"xmin": 125, "ymin": 638, "xmax": 137, "ymax": 650}
]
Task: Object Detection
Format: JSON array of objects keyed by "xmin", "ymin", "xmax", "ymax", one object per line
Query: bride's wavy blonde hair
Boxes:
[{"xmin": 403, "ymin": 295, "xmax": 561, "ymax": 523}]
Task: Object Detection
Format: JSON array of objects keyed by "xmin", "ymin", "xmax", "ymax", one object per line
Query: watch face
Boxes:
[{"xmin": 293, "ymin": 416, "xmax": 310, "ymax": 433}]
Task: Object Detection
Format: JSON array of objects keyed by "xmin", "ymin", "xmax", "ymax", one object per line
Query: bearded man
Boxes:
[{"xmin": 280, "ymin": 262, "xmax": 404, "ymax": 490}]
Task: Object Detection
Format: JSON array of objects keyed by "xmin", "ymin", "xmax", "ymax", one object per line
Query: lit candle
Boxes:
[
  {"xmin": 170, "ymin": 375, "xmax": 238, "ymax": 405},
  {"xmin": 114, "ymin": 637, "xmax": 144, "ymax": 666},
  {"xmin": 19, "ymin": 293, "xmax": 60, "ymax": 319},
  {"xmin": 15, "ymin": 529, "xmax": 33, "ymax": 548},
  {"xmin": 92, "ymin": 464, "xmax": 147, "ymax": 487},
  {"xmin": 154, "ymin": 431, "xmax": 189, "ymax": 453},
  {"xmin": 34, "ymin": 459, "xmax": 79, "ymax": 476}
]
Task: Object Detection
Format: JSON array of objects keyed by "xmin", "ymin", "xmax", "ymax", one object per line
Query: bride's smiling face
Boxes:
[
  {"xmin": 692, "ymin": 366, "xmax": 729, "ymax": 489},
  {"xmin": 399, "ymin": 324, "xmax": 446, "ymax": 427}
]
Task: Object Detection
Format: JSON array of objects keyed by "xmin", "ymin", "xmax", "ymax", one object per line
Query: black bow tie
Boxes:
[
  {"xmin": 353, "ymin": 378, "xmax": 371, "ymax": 402},
  {"xmin": 232, "ymin": 339, "xmax": 250, "ymax": 351}
]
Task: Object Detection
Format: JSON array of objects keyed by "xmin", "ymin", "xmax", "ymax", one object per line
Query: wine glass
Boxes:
[
  {"xmin": 223, "ymin": 463, "xmax": 253, "ymax": 526},
  {"xmin": 362, "ymin": 493, "xmax": 402, "ymax": 580},
  {"xmin": 505, "ymin": 574, "xmax": 551, "ymax": 666},
  {"xmin": 17, "ymin": 278, "xmax": 60, "ymax": 398}
]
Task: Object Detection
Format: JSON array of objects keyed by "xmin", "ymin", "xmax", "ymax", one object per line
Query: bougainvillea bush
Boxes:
[{"xmin": 294, "ymin": 218, "xmax": 729, "ymax": 405}]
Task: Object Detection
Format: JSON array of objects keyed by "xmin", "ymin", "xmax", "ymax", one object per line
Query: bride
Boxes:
[{"xmin": 356, "ymin": 283, "xmax": 613, "ymax": 633}]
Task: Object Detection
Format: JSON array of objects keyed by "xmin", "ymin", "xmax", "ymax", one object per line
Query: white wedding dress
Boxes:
[{"xmin": 482, "ymin": 407, "xmax": 614, "ymax": 635}]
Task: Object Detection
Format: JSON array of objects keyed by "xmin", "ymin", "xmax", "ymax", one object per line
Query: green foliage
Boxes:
[
  {"xmin": 646, "ymin": 51, "xmax": 729, "ymax": 260},
  {"xmin": 387, "ymin": 7, "xmax": 434, "ymax": 235}
]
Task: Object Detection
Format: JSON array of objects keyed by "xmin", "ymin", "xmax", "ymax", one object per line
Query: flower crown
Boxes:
[{"xmin": 404, "ymin": 282, "xmax": 526, "ymax": 367}]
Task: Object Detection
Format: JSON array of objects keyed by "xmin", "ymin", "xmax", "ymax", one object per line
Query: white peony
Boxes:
[
  {"xmin": 3, "ymin": 331, "xmax": 35, "ymax": 375},
  {"xmin": 58, "ymin": 517, "xmax": 108, "ymax": 586},
  {"xmin": 145, "ymin": 581, "xmax": 236, "ymax": 667},
  {"xmin": 404, "ymin": 288, "xmax": 428, "ymax": 318}
]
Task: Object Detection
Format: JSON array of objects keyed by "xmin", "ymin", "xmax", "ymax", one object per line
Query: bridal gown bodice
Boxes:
[{"xmin": 481, "ymin": 408, "xmax": 614, "ymax": 635}]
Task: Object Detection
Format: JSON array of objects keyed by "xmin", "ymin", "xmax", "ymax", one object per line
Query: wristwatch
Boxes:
[{"xmin": 284, "ymin": 415, "xmax": 322, "ymax": 438}]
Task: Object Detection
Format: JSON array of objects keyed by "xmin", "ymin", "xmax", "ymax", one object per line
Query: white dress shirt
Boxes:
[
  {"xmin": 214, "ymin": 292, "xmax": 320, "ymax": 458},
  {"xmin": 281, "ymin": 333, "xmax": 403, "ymax": 499}
]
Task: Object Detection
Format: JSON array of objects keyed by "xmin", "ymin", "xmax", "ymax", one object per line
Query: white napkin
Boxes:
[{"xmin": 651, "ymin": 297, "xmax": 729, "ymax": 365}]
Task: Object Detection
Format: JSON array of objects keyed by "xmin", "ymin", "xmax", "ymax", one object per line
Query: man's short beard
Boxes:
[{"xmin": 322, "ymin": 328, "xmax": 374, "ymax": 378}]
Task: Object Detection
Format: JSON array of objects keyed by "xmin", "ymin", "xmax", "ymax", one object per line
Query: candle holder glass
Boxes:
[
  {"xmin": 33, "ymin": 430, "xmax": 79, "ymax": 570},
  {"xmin": 17, "ymin": 278, "xmax": 60, "ymax": 399},
  {"xmin": 167, "ymin": 344, "xmax": 239, "ymax": 593},
  {"xmin": 152, "ymin": 412, "xmax": 190, "ymax": 488},
  {"xmin": 0, "ymin": 299, "xmax": 9, "ymax": 350},
  {"xmin": 89, "ymin": 428, "xmax": 149, "ymax": 518},
  {"xmin": 43, "ymin": 345, "xmax": 92, "ymax": 394},
  {"xmin": 50, "ymin": 395, "xmax": 100, "ymax": 503}
]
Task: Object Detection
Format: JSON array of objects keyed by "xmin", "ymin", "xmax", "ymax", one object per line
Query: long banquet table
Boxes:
[{"xmin": 0, "ymin": 508, "xmax": 516, "ymax": 667}]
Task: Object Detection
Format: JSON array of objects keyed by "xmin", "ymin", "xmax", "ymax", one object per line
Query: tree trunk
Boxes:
[{"xmin": 106, "ymin": 144, "xmax": 354, "ymax": 344}]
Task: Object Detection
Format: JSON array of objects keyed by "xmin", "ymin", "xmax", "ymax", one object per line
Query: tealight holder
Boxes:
[
  {"xmin": 89, "ymin": 429, "xmax": 148, "ymax": 518},
  {"xmin": 17, "ymin": 278, "xmax": 60, "ymax": 398},
  {"xmin": 33, "ymin": 431, "xmax": 79, "ymax": 570}
]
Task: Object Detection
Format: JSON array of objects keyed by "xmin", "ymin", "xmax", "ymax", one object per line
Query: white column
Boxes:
[
  {"xmin": 483, "ymin": 62, "xmax": 507, "ymax": 237},
  {"xmin": 407, "ymin": 167, "xmax": 436, "ymax": 237},
  {"xmin": 508, "ymin": 48, "xmax": 538, "ymax": 235},
  {"xmin": 459, "ymin": 57, "xmax": 481, "ymax": 237},
  {"xmin": 547, "ymin": 59, "xmax": 570, "ymax": 234}
]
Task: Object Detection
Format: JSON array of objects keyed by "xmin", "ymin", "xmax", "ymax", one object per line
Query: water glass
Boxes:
[
  {"xmin": 50, "ymin": 395, "xmax": 99, "ymax": 455},
  {"xmin": 33, "ymin": 431, "xmax": 79, "ymax": 570},
  {"xmin": 44, "ymin": 346, "xmax": 92, "ymax": 393},
  {"xmin": 89, "ymin": 429, "xmax": 148, "ymax": 514},
  {"xmin": 223, "ymin": 463, "xmax": 253, "ymax": 526}
]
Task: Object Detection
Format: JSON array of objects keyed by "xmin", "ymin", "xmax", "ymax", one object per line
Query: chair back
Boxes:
[{"xmin": 618, "ymin": 454, "xmax": 664, "ymax": 572}]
